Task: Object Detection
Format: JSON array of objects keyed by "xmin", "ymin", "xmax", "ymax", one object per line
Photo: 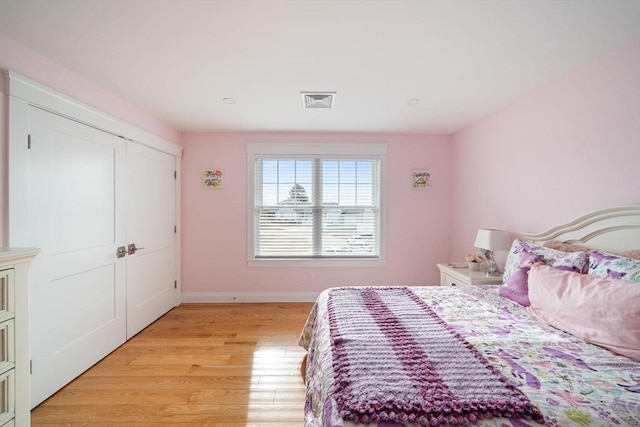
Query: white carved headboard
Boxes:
[{"xmin": 520, "ymin": 205, "xmax": 640, "ymax": 254}]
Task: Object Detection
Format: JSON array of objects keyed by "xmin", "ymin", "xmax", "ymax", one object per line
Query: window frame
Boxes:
[{"xmin": 246, "ymin": 142, "xmax": 387, "ymax": 267}]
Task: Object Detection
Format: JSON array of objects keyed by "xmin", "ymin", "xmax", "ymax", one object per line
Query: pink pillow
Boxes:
[
  {"xmin": 528, "ymin": 265, "xmax": 640, "ymax": 361},
  {"xmin": 543, "ymin": 240, "xmax": 590, "ymax": 253},
  {"xmin": 622, "ymin": 249, "xmax": 640, "ymax": 261}
]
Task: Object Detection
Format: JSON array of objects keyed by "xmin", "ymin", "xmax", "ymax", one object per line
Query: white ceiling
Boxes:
[{"xmin": 1, "ymin": 0, "xmax": 639, "ymax": 135}]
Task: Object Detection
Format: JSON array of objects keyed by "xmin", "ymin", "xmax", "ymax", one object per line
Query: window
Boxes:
[{"xmin": 247, "ymin": 143, "xmax": 386, "ymax": 266}]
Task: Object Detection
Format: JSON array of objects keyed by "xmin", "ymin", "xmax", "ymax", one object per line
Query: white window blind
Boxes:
[{"xmin": 247, "ymin": 143, "xmax": 386, "ymax": 262}]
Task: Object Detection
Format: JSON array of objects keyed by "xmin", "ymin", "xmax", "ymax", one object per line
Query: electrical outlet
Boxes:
[{"xmin": 307, "ymin": 272, "xmax": 314, "ymax": 280}]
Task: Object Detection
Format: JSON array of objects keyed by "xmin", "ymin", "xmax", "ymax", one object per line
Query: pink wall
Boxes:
[
  {"xmin": 2, "ymin": 30, "xmax": 638, "ymax": 294},
  {"xmin": 450, "ymin": 38, "xmax": 640, "ymax": 262},
  {"xmin": 181, "ymin": 133, "xmax": 453, "ymax": 293},
  {"xmin": 0, "ymin": 33, "xmax": 182, "ymax": 245}
]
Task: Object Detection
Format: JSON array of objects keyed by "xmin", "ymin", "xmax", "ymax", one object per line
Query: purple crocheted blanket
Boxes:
[{"xmin": 327, "ymin": 287, "xmax": 544, "ymax": 426}]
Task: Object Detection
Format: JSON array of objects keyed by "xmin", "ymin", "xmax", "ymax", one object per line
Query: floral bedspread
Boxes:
[{"xmin": 299, "ymin": 286, "xmax": 640, "ymax": 427}]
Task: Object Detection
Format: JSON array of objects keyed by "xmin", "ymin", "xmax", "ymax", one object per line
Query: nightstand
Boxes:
[{"xmin": 437, "ymin": 263, "xmax": 504, "ymax": 287}]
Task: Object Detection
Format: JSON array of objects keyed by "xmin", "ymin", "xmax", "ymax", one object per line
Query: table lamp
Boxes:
[{"xmin": 474, "ymin": 229, "xmax": 511, "ymax": 277}]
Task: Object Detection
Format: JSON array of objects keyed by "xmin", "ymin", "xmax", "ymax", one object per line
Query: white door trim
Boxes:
[{"xmin": 4, "ymin": 70, "xmax": 182, "ymax": 157}]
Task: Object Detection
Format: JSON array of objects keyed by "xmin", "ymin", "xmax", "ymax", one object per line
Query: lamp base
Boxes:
[{"xmin": 480, "ymin": 250, "xmax": 502, "ymax": 278}]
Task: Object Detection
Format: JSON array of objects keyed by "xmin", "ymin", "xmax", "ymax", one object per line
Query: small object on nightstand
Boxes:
[
  {"xmin": 447, "ymin": 262, "xmax": 468, "ymax": 268},
  {"xmin": 437, "ymin": 263, "xmax": 503, "ymax": 287}
]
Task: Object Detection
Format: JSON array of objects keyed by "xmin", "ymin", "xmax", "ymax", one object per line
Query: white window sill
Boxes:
[{"xmin": 247, "ymin": 257, "xmax": 386, "ymax": 267}]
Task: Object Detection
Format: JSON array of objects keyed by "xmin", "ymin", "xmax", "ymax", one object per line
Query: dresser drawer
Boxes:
[
  {"xmin": 0, "ymin": 248, "xmax": 38, "ymax": 427},
  {"xmin": 441, "ymin": 273, "xmax": 461, "ymax": 287},
  {"xmin": 0, "ymin": 369, "xmax": 14, "ymax": 426},
  {"xmin": 0, "ymin": 271, "xmax": 13, "ymax": 321},
  {"xmin": 0, "ymin": 321, "xmax": 14, "ymax": 376}
]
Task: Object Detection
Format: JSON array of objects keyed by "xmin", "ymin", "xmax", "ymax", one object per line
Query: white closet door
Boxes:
[
  {"xmin": 17, "ymin": 107, "xmax": 127, "ymax": 408},
  {"xmin": 126, "ymin": 141, "xmax": 177, "ymax": 338}
]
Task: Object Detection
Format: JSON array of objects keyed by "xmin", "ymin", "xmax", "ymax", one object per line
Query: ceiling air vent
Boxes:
[{"xmin": 301, "ymin": 92, "xmax": 336, "ymax": 109}]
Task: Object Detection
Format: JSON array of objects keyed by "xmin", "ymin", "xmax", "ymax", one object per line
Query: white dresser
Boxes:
[{"xmin": 0, "ymin": 248, "xmax": 39, "ymax": 427}]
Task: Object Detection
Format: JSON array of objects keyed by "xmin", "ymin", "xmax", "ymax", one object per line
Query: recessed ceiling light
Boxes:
[
  {"xmin": 301, "ymin": 92, "xmax": 336, "ymax": 109},
  {"xmin": 407, "ymin": 98, "xmax": 420, "ymax": 105},
  {"xmin": 222, "ymin": 97, "xmax": 236, "ymax": 104}
]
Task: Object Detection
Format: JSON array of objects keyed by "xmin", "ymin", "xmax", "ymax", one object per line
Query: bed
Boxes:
[{"xmin": 299, "ymin": 205, "xmax": 640, "ymax": 426}]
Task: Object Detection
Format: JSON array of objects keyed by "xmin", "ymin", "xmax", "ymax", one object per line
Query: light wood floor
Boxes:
[{"xmin": 31, "ymin": 302, "xmax": 314, "ymax": 426}]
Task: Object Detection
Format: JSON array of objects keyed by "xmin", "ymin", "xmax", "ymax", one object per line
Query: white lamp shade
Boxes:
[{"xmin": 474, "ymin": 229, "xmax": 511, "ymax": 251}]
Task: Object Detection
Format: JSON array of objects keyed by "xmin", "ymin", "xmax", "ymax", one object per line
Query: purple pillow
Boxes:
[
  {"xmin": 498, "ymin": 249, "xmax": 542, "ymax": 306},
  {"xmin": 499, "ymin": 266, "xmax": 532, "ymax": 306}
]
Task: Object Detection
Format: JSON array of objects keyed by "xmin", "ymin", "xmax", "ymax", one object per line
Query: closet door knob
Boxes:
[
  {"xmin": 116, "ymin": 246, "xmax": 127, "ymax": 258},
  {"xmin": 127, "ymin": 243, "xmax": 145, "ymax": 255}
]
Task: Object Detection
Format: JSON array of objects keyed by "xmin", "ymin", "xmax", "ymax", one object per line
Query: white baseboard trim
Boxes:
[{"xmin": 181, "ymin": 292, "xmax": 320, "ymax": 304}]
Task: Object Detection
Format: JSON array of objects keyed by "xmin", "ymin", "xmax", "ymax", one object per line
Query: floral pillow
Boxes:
[
  {"xmin": 588, "ymin": 250, "xmax": 640, "ymax": 283},
  {"xmin": 503, "ymin": 239, "xmax": 589, "ymax": 282}
]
